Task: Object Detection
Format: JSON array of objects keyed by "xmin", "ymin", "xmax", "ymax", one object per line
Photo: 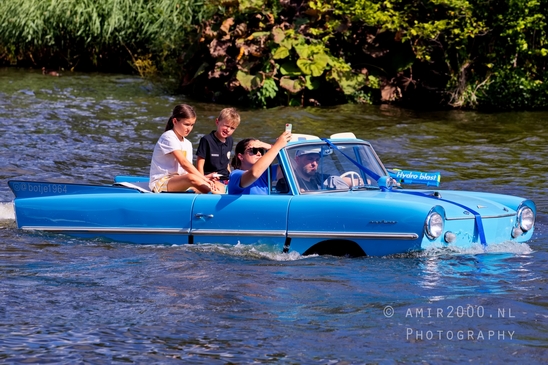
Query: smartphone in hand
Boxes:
[{"xmin": 285, "ymin": 123, "xmax": 292, "ymax": 133}]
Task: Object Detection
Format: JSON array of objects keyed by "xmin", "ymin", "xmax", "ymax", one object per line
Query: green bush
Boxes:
[
  {"xmin": 2, "ymin": 0, "xmax": 548, "ymax": 110},
  {"xmin": 474, "ymin": 70, "xmax": 548, "ymax": 110}
]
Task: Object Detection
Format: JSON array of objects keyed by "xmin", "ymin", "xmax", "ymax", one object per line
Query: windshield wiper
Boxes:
[{"xmin": 350, "ymin": 184, "xmax": 379, "ymax": 191}]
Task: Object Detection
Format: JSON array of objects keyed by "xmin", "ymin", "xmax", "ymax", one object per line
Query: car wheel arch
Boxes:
[{"xmin": 302, "ymin": 239, "xmax": 366, "ymax": 258}]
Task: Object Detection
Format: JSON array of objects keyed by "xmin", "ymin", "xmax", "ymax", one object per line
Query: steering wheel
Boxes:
[{"xmin": 340, "ymin": 171, "xmax": 361, "ymax": 187}]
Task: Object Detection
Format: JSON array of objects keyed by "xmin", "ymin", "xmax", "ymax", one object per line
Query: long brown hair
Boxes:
[
  {"xmin": 231, "ymin": 138, "xmax": 256, "ymax": 169},
  {"xmin": 165, "ymin": 104, "xmax": 196, "ymax": 132}
]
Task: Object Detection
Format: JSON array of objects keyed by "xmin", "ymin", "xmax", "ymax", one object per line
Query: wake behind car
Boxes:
[{"xmin": 8, "ymin": 133, "xmax": 536, "ymax": 257}]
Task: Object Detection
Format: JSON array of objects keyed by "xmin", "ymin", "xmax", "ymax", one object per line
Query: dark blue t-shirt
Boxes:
[{"xmin": 196, "ymin": 131, "xmax": 233, "ymax": 180}]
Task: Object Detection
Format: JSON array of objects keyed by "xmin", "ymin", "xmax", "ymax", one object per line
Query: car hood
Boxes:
[{"xmin": 328, "ymin": 188, "xmax": 520, "ymax": 219}]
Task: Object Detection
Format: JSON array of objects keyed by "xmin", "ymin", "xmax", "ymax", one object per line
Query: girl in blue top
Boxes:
[{"xmin": 228, "ymin": 131, "xmax": 291, "ymax": 194}]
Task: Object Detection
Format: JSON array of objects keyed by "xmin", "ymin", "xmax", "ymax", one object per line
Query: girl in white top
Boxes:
[{"xmin": 149, "ymin": 104, "xmax": 221, "ymax": 193}]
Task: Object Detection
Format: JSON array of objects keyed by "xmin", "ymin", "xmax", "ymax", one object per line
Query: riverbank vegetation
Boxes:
[
  {"xmin": 1, "ymin": 0, "xmax": 547, "ymax": 110},
  {"xmin": 0, "ymin": 0, "xmax": 210, "ymax": 75}
]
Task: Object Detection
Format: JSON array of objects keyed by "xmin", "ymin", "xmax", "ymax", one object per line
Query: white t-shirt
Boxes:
[{"xmin": 149, "ymin": 129, "xmax": 193, "ymax": 189}]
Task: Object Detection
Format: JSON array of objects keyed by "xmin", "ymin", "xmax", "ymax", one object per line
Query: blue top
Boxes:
[{"xmin": 228, "ymin": 169, "xmax": 269, "ymax": 195}]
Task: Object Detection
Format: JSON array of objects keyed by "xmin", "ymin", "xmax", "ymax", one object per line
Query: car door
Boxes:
[{"xmin": 190, "ymin": 194, "xmax": 291, "ymax": 248}]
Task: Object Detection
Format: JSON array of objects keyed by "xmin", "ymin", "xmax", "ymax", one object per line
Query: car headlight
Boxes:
[
  {"xmin": 425, "ymin": 212, "xmax": 444, "ymax": 239},
  {"xmin": 518, "ymin": 206, "xmax": 535, "ymax": 231}
]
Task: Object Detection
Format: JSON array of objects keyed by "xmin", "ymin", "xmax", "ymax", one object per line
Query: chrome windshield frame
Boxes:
[{"xmin": 283, "ymin": 141, "xmax": 388, "ymax": 194}]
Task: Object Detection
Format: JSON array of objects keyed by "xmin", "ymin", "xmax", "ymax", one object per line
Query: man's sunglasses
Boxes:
[{"xmin": 246, "ymin": 147, "xmax": 267, "ymax": 155}]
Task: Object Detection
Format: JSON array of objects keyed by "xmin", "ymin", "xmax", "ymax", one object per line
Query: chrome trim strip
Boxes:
[
  {"xmin": 20, "ymin": 226, "xmax": 418, "ymax": 240},
  {"xmin": 21, "ymin": 226, "xmax": 190, "ymax": 234},
  {"xmin": 191, "ymin": 229, "xmax": 287, "ymax": 237},
  {"xmin": 289, "ymin": 231, "xmax": 419, "ymax": 240},
  {"xmin": 446, "ymin": 212, "xmax": 515, "ymax": 221}
]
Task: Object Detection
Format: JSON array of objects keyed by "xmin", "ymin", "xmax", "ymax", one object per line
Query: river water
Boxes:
[{"xmin": 1, "ymin": 67, "xmax": 547, "ymax": 363}]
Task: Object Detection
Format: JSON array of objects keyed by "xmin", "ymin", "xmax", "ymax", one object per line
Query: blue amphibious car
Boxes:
[{"xmin": 8, "ymin": 133, "xmax": 536, "ymax": 257}]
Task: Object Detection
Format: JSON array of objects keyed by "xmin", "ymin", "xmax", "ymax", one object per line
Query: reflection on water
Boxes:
[
  {"xmin": 1, "ymin": 67, "xmax": 548, "ymax": 363},
  {"xmin": 417, "ymin": 249, "xmax": 536, "ymax": 297}
]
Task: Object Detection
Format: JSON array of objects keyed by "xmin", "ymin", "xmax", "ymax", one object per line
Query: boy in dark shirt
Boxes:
[{"xmin": 196, "ymin": 108, "xmax": 241, "ymax": 182}]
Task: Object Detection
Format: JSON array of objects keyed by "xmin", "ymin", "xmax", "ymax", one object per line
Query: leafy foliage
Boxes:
[
  {"xmin": 325, "ymin": 0, "xmax": 548, "ymax": 110},
  {"xmin": 456, "ymin": 0, "xmax": 548, "ymax": 110},
  {"xmin": 178, "ymin": 0, "xmax": 379, "ymax": 106},
  {"xmin": 2, "ymin": 0, "xmax": 548, "ymax": 109},
  {"xmin": 249, "ymin": 77, "xmax": 278, "ymax": 108}
]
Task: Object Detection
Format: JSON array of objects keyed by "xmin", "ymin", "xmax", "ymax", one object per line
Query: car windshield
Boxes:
[{"xmin": 286, "ymin": 142, "xmax": 387, "ymax": 193}]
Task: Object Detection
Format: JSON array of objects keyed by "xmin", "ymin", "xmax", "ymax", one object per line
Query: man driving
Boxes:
[
  {"xmin": 292, "ymin": 148, "xmax": 356, "ymax": 191},
  {"xmin": 275, "ymin": 147, "xmax": 361, "ymax": 193},
  {"xmin": 293, "ymin": 148, "xmax": 325, "ymax": 191}
]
